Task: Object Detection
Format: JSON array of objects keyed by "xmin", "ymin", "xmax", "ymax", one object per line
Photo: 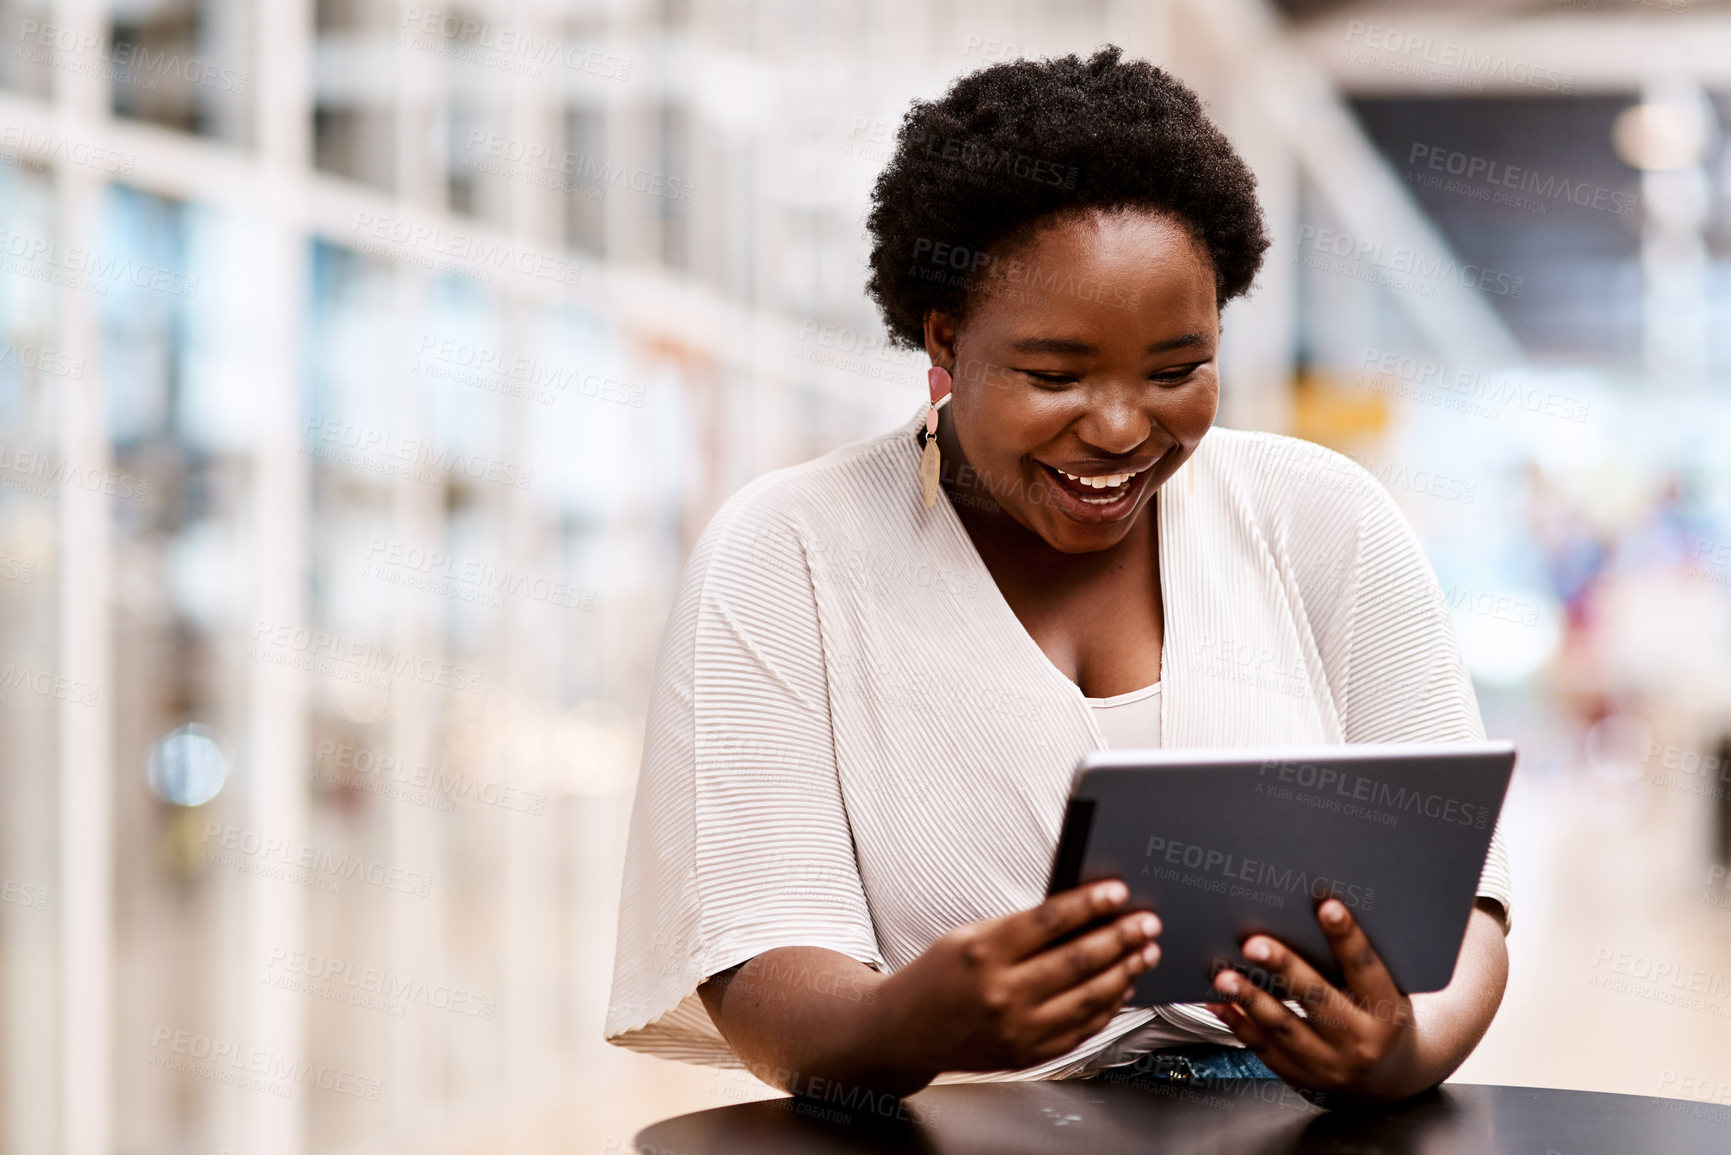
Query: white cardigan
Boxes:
[{"xmin": 604, "ymin": 403, "xmax": 1513, "ymax": 1081}]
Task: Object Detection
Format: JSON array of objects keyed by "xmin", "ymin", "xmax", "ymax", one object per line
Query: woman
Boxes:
[{"xmin": 605, "ymin": 47, "xmax": 1511, "ymax": 1106}]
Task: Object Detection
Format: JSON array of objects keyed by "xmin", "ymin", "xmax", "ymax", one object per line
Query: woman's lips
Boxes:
[{"xmin": 1035, "ymin": 459, "xmax": 1157, "ymax": 522}]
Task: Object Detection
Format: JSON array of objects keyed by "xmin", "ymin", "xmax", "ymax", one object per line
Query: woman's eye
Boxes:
[{"xmin": 1019, "ymin": 365, "xmax": 1205, "ymax": 387}]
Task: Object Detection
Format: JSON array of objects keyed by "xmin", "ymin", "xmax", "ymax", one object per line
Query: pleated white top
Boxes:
[{"xmin": 605, "ymin": 402, "xmax": 1514, "ymax": 1082}]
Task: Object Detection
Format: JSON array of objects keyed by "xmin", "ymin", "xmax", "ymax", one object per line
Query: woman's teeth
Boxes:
[
  {"xmin": 1050, "ymin": 466, "xmax": 1138, "ymax": 504},
  {"xmin": 1059, "ymin": 469, "xmax": 1135, "ymax": 490}
]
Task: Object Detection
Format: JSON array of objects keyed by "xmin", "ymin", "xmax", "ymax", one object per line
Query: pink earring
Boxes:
[{"xmin": 921, "ymin": 366, "xmax": 953, "ymax": 508}]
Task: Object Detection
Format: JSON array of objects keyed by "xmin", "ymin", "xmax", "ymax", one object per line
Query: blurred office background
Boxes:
[{"xmin": 1, "ymin": 0, "xmax": 1729, "ymax": 1151}]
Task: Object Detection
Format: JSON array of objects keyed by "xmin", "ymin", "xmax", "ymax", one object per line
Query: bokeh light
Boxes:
[{"xmin": 146, "ymin": 724, "xmax": 231, "ymax": 807}]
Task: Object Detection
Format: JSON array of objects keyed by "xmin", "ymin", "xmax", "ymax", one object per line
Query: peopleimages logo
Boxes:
[
  {"xmin": 315, "ymin": 739, "xmax": 546, "ymax": 815},
  {"xmin": 1356, "ymin": 345, "xmax": 1591, "ymax": 424},
  {"xmin": 1142, "ymin": 835, "xmax": 1376, "ymax": 911},
  {"xmin": 1257, "ymin": 757, "xmax": 1492, "ymax": 829},
  {"xmin": 16, "ymin": 21, "xmax": 249, "ymax": 92},
  {"xmin": 399, "ymin": 7, "xmax": 632, "ymax": 80},
  {"xmin": 149, "ymin": 1026, "xmax": 382, "ymax": 1101},
  {"xmin": 1589, "ymin": 948, "xmax": 1731, "ymax": 1016},
  {"xmin": 201, "ymin": 822, "xmax": 434, "ymax": 898},
  {"xmin": 1407, "ymin": 143, "xmax": 1637, "ymax": 218},
  {"xmin": 910, "ymin": 236, "xmax": 1141, "ymax": 311},
  {"xmin": 907, "ymin": 130, "xmax": 1078, "ymax": 189},
  {"xmin": 1295, "ymin": 225, "xmax": 1525, "ymax": 298},
  {"xmin": 0, "ymin": 443, "xmax": 152, "ymax": 502},
  {"xmin": 362, "ymin": 536, "xmax": 596, "ymax": 612},
  {"xmin": 0, "ymin": 663, "xmax": 99, "ymax": 707},
  {"xmin": 350, "ymin": 211, "xmax": 583, "ymax": 287},
  {"xmin": 263, "ymin": 947, "xmax": 497, "ymax": 1020},
  {"xmin": 461, "ymin": 130, "xmax": 694, "ymax": 203},
  {"xmin": 0, "ymin": 339, "xmax": 85, "ymax": 379},
  {"xmin": 0, "ymin": 225, "xmax": 200, "ymax": 298},
  {"xmin": 1341, "ymin": 20, "xmax": 1575, "ymax": 94},
  {"xmin": 0, "ymin": 125, "xmax": 134, "ymax": 176},
  {"xmin": 302, "ymin": 417, "xmax": 535, "ymax": 490},
  {"xmin": 250, "ymin": 617, "xmax": 485, "ymax": 695},
  {"xmin": 413, "ymin": 335, "xmax": 644, "ymax": 407},
  {"xmin": 1347, "ymin": 455, "xmax": 1477, "ymax": 506},
  {"xmin": 0, "ymin": 878, "xmax": 49, "ymax": 911}
]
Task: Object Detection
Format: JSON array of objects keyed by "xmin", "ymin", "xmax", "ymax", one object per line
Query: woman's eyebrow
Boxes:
[
  {"xmin": 1009, "ymin": 337, "xmax": 1095, "ymax": 354},
  {"xmin": 1006, "ymin": 333, "xmax": 1209, "ymax": 355},
  {"xmin": 1148, "ymin": 333, "xmax": 1207, "ymax": 353}
]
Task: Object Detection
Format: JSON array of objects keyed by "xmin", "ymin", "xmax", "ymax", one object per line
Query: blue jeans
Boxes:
[{"xmin": 1086, "ymin": 1042, "xmax": 1279, "ymax": 1085}]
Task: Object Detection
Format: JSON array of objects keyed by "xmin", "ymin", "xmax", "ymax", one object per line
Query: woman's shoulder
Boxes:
[
  {"xmin": 1194, "ymin": 427, "xmax": 1450, "ymax": 645},
  {"xmin": 694, "ymin": 409, "xmax": 923, "ymax": 560},
  {"xmin": 1193, "ymin": 427, "xmax": 1427, "ymax": 610},
  {"xmin": 1195, "ymin": 426, "xmax": 1399, "ymax": 528}
]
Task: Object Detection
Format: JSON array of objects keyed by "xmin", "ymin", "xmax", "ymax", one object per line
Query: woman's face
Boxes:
[{"xmin": 925, "ymin": 207, "xmax": 1220, "ymax": 555}]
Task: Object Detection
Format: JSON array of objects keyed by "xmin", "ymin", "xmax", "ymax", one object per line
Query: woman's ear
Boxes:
[{"xmin": 922, "ymin": 310, "xmax": 958, "ymax": 373}]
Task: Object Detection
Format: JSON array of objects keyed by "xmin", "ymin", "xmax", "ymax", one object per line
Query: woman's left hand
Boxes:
[{"xmin": 1204, "ymin": 898, "xmax": 1426, "ymax": 1105}]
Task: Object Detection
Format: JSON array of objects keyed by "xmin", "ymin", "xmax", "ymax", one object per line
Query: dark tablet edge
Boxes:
[{"xmin": 1046, "ymin": 795, "xmax": 1096, "ymax": 896}]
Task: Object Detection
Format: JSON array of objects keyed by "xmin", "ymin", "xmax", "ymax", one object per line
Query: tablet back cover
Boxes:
[{"xmin": 1050, "ymin": 744, "xmax": 1513, "ymax": 1004}]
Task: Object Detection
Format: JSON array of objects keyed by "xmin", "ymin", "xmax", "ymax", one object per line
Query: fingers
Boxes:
[
  {"xmin": 1017, "ymin": 909, "xmax": 1161, "ymax": 1002},
  {"xmin": 993, "ymin": 879, "xmax": 1133, "ymax": 961},
  {"xmin": 1316, "ymin": 900, "xmax": 1402, "ymax": 1007},
  {"xmin": 1209, "ymin": 965, "xmax": 1335, "ymax": 1074},
  {"xmin": 1206, "ymin": 905, "xmax": 1418, "ymax": 1094},
  {"xmin": 1208, "ymin": 999, "xmax": 1321, "ymax": 1088},
  {"xmin": 1234, "ymin": 933, "xmax": 1364, "ymax": 1047},
  {"xmin": 1025, "ymin": 913, "xmax": 1161, "ymax": 998},
  {"xmin": 1024, "ymin": 939, "xmax": 1151, "ymax": 1040}
]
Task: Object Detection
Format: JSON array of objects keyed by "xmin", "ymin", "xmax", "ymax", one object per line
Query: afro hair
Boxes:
[{"xmin": 864, "ymin": 46, "xmax": 1270, "ymax": 348}]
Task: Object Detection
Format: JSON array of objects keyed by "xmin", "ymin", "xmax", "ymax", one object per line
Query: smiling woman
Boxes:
[{"xmin": 605, "ymin": 46, "xmax": 1512, "ymax": 1105}]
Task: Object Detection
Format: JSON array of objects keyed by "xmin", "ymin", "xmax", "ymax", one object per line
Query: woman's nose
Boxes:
[{"xmin": 1075, "ymin": 392, "xmax": 1153, "ymax": 455}]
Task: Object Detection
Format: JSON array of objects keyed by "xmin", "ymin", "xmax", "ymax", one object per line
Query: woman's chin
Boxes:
[{"xmin": 1030, "ymin": 505, "xmax": 1152, "ymax": 553}]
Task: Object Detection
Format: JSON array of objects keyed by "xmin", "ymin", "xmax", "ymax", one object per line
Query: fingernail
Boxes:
[
  {"xmin": 1139, "ymin": 913, "xmax": 1159, "ymax": 937},
  {"xmin": 1322, "ymin": 901, "xmax": 1347, "ymax": 926},
  {"xmin": 1142, "ymin": 943, "xmax": 1159, "ymax": 966},
  {"xmin": 1216, "ymin": 970, "xmax": 1239, "ymax": 993},
  {"xmin": 1243, "ymin": 938, "xmax": 1270, "ymax": 963},
  {"xmin": 1098, "ymin": 881, "xmax": 1128, "ymax": 905}
]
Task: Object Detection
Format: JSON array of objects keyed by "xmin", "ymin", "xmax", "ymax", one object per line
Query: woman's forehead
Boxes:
[
  {"xmin": 947, "ymin": 208, "xmax": 1220, "ymax": 333},
  {"xmin": 964, "ymin": 276, "xmax": 1218, "ymax": 348}
]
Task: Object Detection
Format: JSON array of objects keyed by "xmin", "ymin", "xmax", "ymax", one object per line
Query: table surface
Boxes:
[{"xmin": 635, "ymin": 1078, "xmax": 1731, "ymax": 1154}]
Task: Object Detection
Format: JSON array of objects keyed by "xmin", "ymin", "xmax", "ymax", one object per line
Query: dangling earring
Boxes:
[{"xmin": 921, "ymin": 366, "xmax": 953, "ymax": 508}]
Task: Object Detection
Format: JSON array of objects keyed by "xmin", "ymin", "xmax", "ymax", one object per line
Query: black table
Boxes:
[{"xmin": 636, "ymin": 1078, "xmax": 1731, "ymax": 1154}]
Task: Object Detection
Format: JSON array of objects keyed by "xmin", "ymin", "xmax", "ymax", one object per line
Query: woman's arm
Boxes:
[
  {"xmin": 1398, "ymin": 899, "xmax": 1510, "ymax": 1093},
  {"xmin": 698, "ymin": 947, "xmax": 926, "ymax": 1097},
  {"xmin": 1205, "ymin": 897, "xmax": 1508, "ymax": 1104},
  {"xmin": 698, "ymin": 880, "xmax": 1162, "ymax": 1097}
]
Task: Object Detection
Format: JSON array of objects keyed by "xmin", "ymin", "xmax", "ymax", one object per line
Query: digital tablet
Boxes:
[{"xmin": 1045, "ymin": 742, "xmax": 1516, "ymax": 1005}]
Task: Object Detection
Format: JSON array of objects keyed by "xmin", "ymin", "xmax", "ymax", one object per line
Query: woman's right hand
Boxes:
[{"xmin": 874, "ymin": 879, "xmax": 1160, "ymax": 1078}]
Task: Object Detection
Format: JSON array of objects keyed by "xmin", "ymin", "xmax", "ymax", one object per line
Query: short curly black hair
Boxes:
[{"xmin": 865, "ymin": 46, "xmax": 1270, "ymax": 349}]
